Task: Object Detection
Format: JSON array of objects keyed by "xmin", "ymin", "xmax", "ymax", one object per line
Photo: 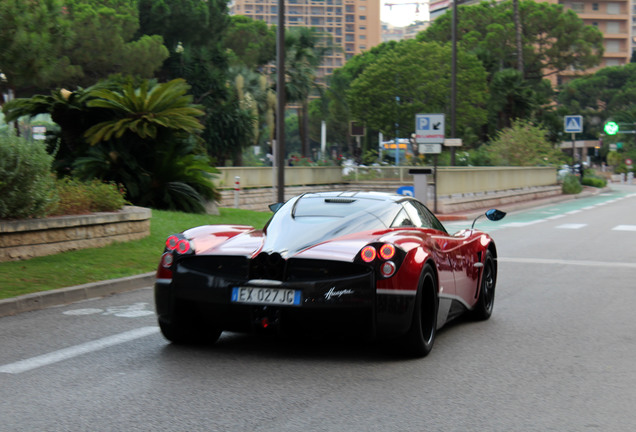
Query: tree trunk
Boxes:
[{"xmin": 514, "ymin": 0, "xmax": 523, "ymax": 74}]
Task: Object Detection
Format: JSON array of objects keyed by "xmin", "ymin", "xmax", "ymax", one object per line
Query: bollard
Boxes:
[
  {"xmin": 628, "ymin": 172, "xmax": 634, "ymax": 185},
  {"xmin": 234, "ymin": 176, "xmax": 240, "ymax": 208}
]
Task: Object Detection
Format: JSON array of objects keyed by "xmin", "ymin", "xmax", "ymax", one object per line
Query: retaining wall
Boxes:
[{"xmin": 0, "ymin": 206, "xmax": 151, "ymax": 262}]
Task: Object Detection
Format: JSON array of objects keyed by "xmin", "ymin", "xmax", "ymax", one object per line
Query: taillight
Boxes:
[
  {"xmin": 361, "ymin": 246, "xmax": 376, "ymax": 263},
  {"xmin": 379, "ymin": 243, "xmax": 395, "ymax": 260},
  {"xmin": 166, "ymin": 235, "xmax": 191, "ymax": 255},
  {"xmin": 358, "ymin": 243, "xmax": 403, "ymax": 279},
  {"xmin": 166, "ymin": 235, "xmax": 179, "ymax": 251}
]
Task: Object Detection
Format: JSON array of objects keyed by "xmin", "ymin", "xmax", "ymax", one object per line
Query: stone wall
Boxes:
[{"xmin": 0, "ymin": 206, "xmax": 151, "ymax": 262}]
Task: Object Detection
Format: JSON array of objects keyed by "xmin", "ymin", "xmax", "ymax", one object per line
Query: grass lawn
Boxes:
[{"xmin": 0, "ymin": 208, "xmax": 272, "ymax": 300}]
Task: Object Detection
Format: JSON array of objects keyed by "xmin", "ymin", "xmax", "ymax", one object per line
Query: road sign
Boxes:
[
  {"xmin": 419, "ymin": 143, "xmax": 442, "ymax": 154},
  {"xmin": 564, "ymin": 115, "xmax": 583, "ymax": 133},
  {"xmin": 415, "ymin": 114, "xmax": 445, "ymax": 144},
  {"xmin": 444, "ymin": 138, "xmax": 462, "ymax": 147}
]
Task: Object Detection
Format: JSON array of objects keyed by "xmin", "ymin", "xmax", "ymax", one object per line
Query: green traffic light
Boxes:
[{"xmin": 604, "ymin": 121, "xmax": 619, "ymax": 135}]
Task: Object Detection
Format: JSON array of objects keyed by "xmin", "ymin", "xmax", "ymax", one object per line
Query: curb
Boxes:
[{"xmin": 0, "ymin": 272, "xmax": 155, "ymax": 318}]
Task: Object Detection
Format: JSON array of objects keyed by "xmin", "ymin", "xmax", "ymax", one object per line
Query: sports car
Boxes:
[{"xmin": 154, "ymin": 191, "xmax": 505, "ymax": 357}]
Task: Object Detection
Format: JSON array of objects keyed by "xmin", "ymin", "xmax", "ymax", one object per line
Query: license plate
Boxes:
[{"xmin": 231, "ymin": 287, "xmax": 301, "ymax": 306}]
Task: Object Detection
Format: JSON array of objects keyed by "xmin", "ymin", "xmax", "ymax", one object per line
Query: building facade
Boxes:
[{"xmin": 229, "ymin": 0, "xmax": 381, "ymax": 77}]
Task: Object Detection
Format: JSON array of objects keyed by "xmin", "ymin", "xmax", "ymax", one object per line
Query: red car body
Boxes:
[{"xmin": 154, "ymin": 191, "xmax": 504, "ymax": 357}]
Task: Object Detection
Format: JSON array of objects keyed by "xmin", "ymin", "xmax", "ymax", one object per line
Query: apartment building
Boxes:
[
  {"xmin": 553, "ymin": 0, "xmax": 632, "ymax": 76},
  {"xmin": 229, "ymin": 0, "xmax": 381, "ymax": 78}
]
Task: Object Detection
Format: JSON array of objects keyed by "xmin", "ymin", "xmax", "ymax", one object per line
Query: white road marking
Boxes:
[
  {"xmin": 556, "ymin": 223, "xmax": 587, "ymax": 229},
  {"xmin": 612, "ymin": 225, "xmax": 636, "ymax": 232},
  {"xmin": 0, "ymin": 326, "xmax": 158, "ymax": 374},
  {"xmin": 498, "ymin": 257, "xmax": 636, "ymax": 269}
]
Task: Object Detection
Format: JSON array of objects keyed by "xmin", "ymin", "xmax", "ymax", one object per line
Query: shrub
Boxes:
[
  {"xmin": 0, "ymin": 133, "xmax": 55, "ymax": 219},
  {"xmin": 562, "ymin": 173, "xmax": 583, "ymax": 194},
  {"xmin": 582, "ymin": 176, "xmax": 607, "ymax": 188},
  {"xmin": 47, "ymin": 178, "xmax": 126, "ymax": 216}
]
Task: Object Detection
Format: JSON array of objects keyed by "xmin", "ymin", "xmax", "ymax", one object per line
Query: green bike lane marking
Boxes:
[{"xmin": 443, "ymin": 187, "xmax": 636, "ymax": 233}]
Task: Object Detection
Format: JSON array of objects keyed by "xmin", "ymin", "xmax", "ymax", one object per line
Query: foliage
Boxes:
[
  {"xmin": 562, "ymin": 173, "xmax": 583, "ymax": 194},
  {"xmin": 581, "ymin": 176, "xmax": 606, "ymax": 188},
  {"xmin": 0, "ymin": 0, "xmax": 76, "ymax": 100},
  {"xmin": 347, "ymin": 40, "xmax": 487, "ymax": 148},
  {"xmin": 83, "ymin": 78, "xmax": 205, "ymax": 145},
  {"xmin": 0, "ymin": 0, "xmax": 168, "ymax": 100},
  {"xmin": 0, "ymin": 133, "xmax": 55, "ymax": 219},
  {"xmin": 225, "ymin": 16, "xmax": 276, "ymax": 69},
  {"xmin": 420, "ymin": 0, "xmax": 603, "ymax": 81},
  {"xmin": 4, "ymin": 77, "xmax": 219, "ymax": 213},
  {"xmin": 606, "ymin": 151, "xmax": 623, "ymax": 169},
  {"xmin": 559, "ymin": 63, "xmax": 636, "ymax": 141},
  {"xmin": 48, "ymin": 178, "xmax": 127, "ymax": 216},
  {"xmin": 486, "ymin": 119, "xmax": 566, "ymax": 166},
  {"xmin": 285, "ymin": 26, "xmax": 336, "ymax": 157},
  {"xmin": 60, "ymin": 0, "xmax": 169, "ymax": 88}
]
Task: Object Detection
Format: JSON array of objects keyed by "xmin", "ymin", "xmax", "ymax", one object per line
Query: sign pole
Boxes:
[{"xmin": 571, "ymin": 132, "xmax": 576, "ymax": 171}]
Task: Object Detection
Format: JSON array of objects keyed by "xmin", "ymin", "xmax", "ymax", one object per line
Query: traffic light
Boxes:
[{"xmin": 604, "ymin": 121, "xmax": 619, "ymax": 135}]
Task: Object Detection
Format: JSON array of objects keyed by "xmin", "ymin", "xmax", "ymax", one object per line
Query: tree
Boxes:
[
  {"xmin": 225, "ymin": 16, "xmax": 276, "ymax": 69},
  {"xmin": 486, "ymin": 119, "xmax": 565, "ymax": 166},
  {"xmin": 61, "ymin": 0, "xmax": 169, "ymax": 88},
  {"xmin": 284, "ymin": 27, "xmax": 335, "ymax": 157},
  {"xmin": 347, "ymin": 40, "xmax": 488, "ymax": 149},
  {"xmin": 0, "ymin": 0, "xmax": 76, "ymax": 102},
  {"xmin": 559, "ymin": 63, "xmax": 636, "ymax": 141},
  {"xmin": 420, "ymin": 0, "xmax": 603, "ymax": 81}
]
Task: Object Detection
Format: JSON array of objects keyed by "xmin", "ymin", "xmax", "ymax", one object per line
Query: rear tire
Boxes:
[
  {"xmin": 471, "ymin": 250, "xmax": 496, "ymax": 320},
  {"xmin": 401, "ymin": 265, "xmax": 438, "ymax": 358},
  {"xmin": 159, "ymin": 304, "xmax": 222, "ymax": 345}
]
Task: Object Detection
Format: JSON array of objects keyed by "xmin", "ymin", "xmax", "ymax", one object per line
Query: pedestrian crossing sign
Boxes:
[{"xmin": 564, "ymin": 115, "xmax": 583, "ymax": 133}]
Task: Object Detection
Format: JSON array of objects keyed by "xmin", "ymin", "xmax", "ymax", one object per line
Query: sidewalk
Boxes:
[{"xmin": 0, "ymin": 186, "xmax": 609, "ymax": 318}]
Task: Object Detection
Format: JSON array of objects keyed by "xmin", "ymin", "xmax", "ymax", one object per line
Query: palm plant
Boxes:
[
  {"xmin": 284, "ymin": 27, "xmax": 335, "ymax": 157},
  {"xmin": 84, "ymin": 78, "xmax": 204, "ymax": 145}
]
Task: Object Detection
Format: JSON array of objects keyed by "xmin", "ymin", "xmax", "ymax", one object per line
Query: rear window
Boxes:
[{"xmin": 293, "ymin": 197, "xmax": 387, "ymax": 218}]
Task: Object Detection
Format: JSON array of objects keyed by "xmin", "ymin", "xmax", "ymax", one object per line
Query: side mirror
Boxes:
[
  {"xmin": 485, "ymin": 209, "xmax": 506, "ymax": 222},
  {"xmin": 471, "ymin": 208, "xmax": 506, "ymax": 230},
  {"xmin": 269, "ymin": 202, "xmax": 284, "ymax": 213}
]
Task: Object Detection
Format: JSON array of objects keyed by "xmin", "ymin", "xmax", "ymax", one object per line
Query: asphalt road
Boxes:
[{"xmin": 1, "ymin": 184, "xmax": 636, "ymax": 431}]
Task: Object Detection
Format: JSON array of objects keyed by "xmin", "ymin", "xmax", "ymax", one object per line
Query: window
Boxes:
[
  {"xmin": 359, "ymin": 5, "xmax": 366, "ymax": 11},
  {"xmin": 359, "ymin": 34, "xmax": 366, "ymax": 39},
  {"xmin": 571, "ymin": 2, "xmax": 584, "ymax": 12},
  {"xmin": 607, "ymin": 2, "xmax": 620, "ymax": 14},
  {"xmin": 345, "ymin": 5, "xmax": 354, "ymax": 12},
  {"xmin": 592, "ymin": 3, "xmax": 599, "ymax": 10},
  {"xmin": 359, "ymin": 25, "xmax": 366, "ymax": 30},
  {"xmin": 606, "ymin": 40, "xmax": 620, "ymax": 53},
  {"xmin": 605, "ymin": 58, "xmax": 620, "ymax": 66},
  {"xmin": 401, "ymin": 201, "xmax": 447, "ymax": 232},
  {"xmin": 359, "ymin": 15, "xmax": 366, "ymax": 20},
  {"xmin": 606, "ymin": 21, "xmax": 620, "ymax": 34}
]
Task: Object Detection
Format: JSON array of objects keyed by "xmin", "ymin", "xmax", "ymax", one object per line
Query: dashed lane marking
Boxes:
[
  {"xmin": 498, "ymin": 257, "xmax": 636, "ymax": 269},
  {"xmin": 0, "ymin": 326, "xmax": 159, "ymax": 374},
  {"xmin": 556, "ymin": 223, "xmax": 587, "ymax": 229}
]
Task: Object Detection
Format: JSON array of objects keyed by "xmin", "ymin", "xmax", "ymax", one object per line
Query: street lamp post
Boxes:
[{"xmin": 276, "ymin": 0, "xmax": 286, "ymax": 203}]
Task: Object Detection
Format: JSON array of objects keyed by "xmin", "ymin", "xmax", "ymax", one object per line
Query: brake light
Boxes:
[
  {"xmin": 361, "ymin": 245, "xmax": 376, "ymax": 263},
  {"xmin": 166, "ymin": 235, "xmax": 191, "ymax": 255},
  {"xmin": 166, "ymin": 235, "xmax": 179, "ymax": 251},
  {"xmin": 379, "ymin": 243, "xmax": 395, "ymax": 260}
]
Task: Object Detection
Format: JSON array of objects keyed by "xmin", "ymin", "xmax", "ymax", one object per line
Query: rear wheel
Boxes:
[
  {"xmin": 159, "ymin": 303, "xmax": 222, "ymax": 345},
  {"xmin": 471, "ymin": 250, "xmax": 496, "ymax": 320},
  {"xmin": 401, "ymin": 265, "xmax": 438, "ymax": 358}
]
